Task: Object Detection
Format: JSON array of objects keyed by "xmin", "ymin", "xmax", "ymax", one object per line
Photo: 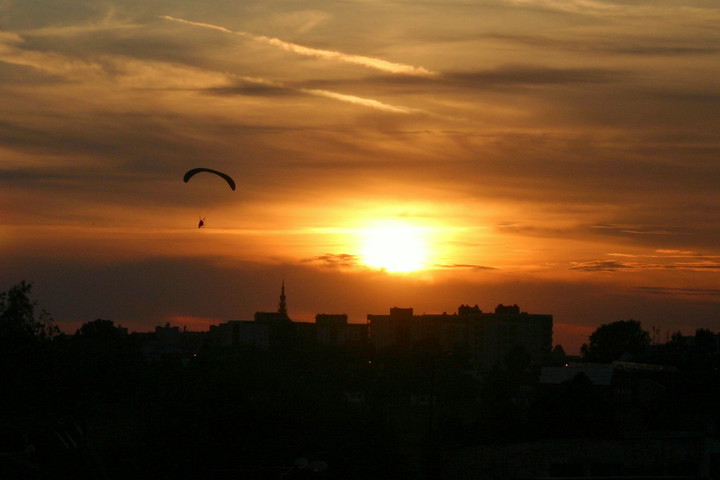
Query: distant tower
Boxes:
[{"xmin": 278, "ymin": 280, "xmax": 287, "ymax": 317}]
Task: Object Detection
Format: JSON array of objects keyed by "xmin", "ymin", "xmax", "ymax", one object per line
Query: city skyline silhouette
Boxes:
[
  {"xmin": 3, "ymin": 279, "xmax": 720, "ymax": 479},
  {"xmin": 3, "ymin": 1, "xmax": 720, "ymax": 477}
]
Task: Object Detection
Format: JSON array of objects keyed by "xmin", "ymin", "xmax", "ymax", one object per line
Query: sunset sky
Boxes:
[{"xmin": 2, "ymin": 0, "xmax": 719, "ymax": 354}]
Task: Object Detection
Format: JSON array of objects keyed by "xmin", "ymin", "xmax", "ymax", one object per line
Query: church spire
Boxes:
[{"xmin": 278, "ymin": 279, "xmax": 287, "ymax": 316}]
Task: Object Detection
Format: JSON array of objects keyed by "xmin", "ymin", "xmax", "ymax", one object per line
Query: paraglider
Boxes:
[
  {"xmin": 183, "ymin": 167, "xmax": 236, "ymax": 191},
  {"xmin": 183, "ymin": 168, "xmax": 235, "ymax": 228}
]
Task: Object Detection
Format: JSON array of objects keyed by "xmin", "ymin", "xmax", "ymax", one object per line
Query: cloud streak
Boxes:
[
  {"xmin": 503, "ymin": 0, "xmax": 720, "ymax": 21},
  {"xmin": 303, "ymin": 253, "xmax": 361, "ymax": 269},
  {"xmin": 209, "ymin": 76, "xmax": 423, "ymax": 113},
  {"xmin": 570, "ymin": 260, "xmax": 636, "ymax": 272},
  {"xmin": 435, "ymin": 263, "xmax": 498, "ymax": 271},
  {"xmin": 571, "ymin": 258, "xmax": 720, "ymax": 273},
  {"xmin": 0, "ymin": 32, "xmax": 420, "ymax": 115},
  {"xmin": 161, "ymin": 16, "xmax": 438, "ymax": 77},
  {"xmin": 300, "ymin": 88, "xmax": 419, "ymax": 113},
  {"xmin": 636, "ymin": 286, "xmax": 720, "ymax": 298}
]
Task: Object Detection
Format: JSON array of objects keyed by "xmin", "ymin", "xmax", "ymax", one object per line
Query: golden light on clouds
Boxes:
[{"xmin": 160, "ymin": 16, "xmax": 438, "ymax": 77}]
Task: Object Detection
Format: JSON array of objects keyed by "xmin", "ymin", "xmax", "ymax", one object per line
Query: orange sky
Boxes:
[{"xmin": 2, "ymin": 0, "xmax": 719, "ymax": 354}]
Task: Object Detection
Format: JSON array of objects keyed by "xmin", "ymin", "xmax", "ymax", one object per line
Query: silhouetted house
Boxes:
[
  {"xmin": 539, "ymin": 361, "xmax": 697, "ymax": 435},
  {"xmin": 539, "ymin": 363, "xmax": 614, "ymax": 387},
  {"xmin": 343, "ymin": 391, "xmax": 366, "ymax": 404},
  {"xmin": 155, "ymin": 323, "xmax": 180, "ymax": 345},
  {"xmin": 495, "ymin": 303, "xmax": 521, "ymax": 314},
  {"xmin": 458, "ymin": 304, "xmax": 482, "ymax": 316},
  {"xmin": 254, "ymin": 311, "xmax": 291, "ymax": 323},
  {"xmin": 367, "ymin": 304, "xmax": 553, "ymax": 370},
  {"xmin": 316, "ymin": 313, "xmax": 368, "ymax": 346},
  {"xmin": 254, "ymin": 279, "xmax": 291, "ymax": 324},
  {"xmin": 210, "ymin": 282, "xmax": 372, "ymax": 351},
  {"xmin": 291, "ymin": 321, "xmax": 318, "ymax": 347},
  {"xmin": 468, "ymin": 304, "xmax": 553, "ymax": 369},
  {"xmin": 442, "ymin": 434, "xmax": 720, "ymax": 480},
  {"xmin": 367, "ymin": 307, "xmax": 466, "ymax": 350},
  {"xmin": 140, "ymin": 323, "xmax": 205, "ymax": 363},
  {"xmin": 208, "ymin": 320, "xmax": 270, "ymax": 349},
  {"xmin": 209, "ymin": 281, "xmax": 318, "ymax": 349}
]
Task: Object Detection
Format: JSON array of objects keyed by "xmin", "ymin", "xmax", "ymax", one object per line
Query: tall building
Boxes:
[
  {"xmin": 210, "ymin": 281, "xmax": 290, "ymax": 348},
  {"xmin": 254, "ymin": 280, "xmax": 291, "ymax": 323},
  {"xmin": 367, "ymin": 304, "xmax": 553, "ymax": 369},
  {"xmin": 467, "ymin": 304, "xmax": 553, "ymax": 369},
  {"xmin": 208, "ymin": 320, "xmax": 270, "ymax": 349},
  {"xmin": 315, "ymin": 313, "xmax": 368, "ymax": 346},
  {"xmin": 278, "ymin": 279, "xmax": 287, "ymax": 316}
]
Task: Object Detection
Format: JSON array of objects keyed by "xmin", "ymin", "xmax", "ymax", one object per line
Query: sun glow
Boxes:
[{"xmin": 359, "ymin": 222, "xmax": 431, "ymax": 273}]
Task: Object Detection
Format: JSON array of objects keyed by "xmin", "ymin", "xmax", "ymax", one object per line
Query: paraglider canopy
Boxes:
[{"xmin": 183, "ymin": 168, "xmax": 236, "ymax": 191}]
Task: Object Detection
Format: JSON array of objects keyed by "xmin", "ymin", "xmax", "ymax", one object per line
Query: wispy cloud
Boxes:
[
  {"xmin": 0, "ymin": 32, "xmax": 233, "ymax": 89},
  {"xmin": 477, "ymin": 33, "xmax": 720, "ymax": 57},
  {"xmin": 209, "ymin": 76, "xmax": 422, "ymax": 113},
  {"xmin": 571, "ymin": 257, "xmax": 720, "ymax": 272},
  {"xmin": 570, "ymin": 260, "xmax": 636, "ymax": 272},
  {"xmin": 502, "ymin": 0, "xmax": 711, "ymax": 17},
  {"xmin": 592, "ymin": 224, "xmax": 676, "ymax": 236},
  {"xmin": 636, "ymin": 286, "xmax": 720, "ymax": 297},
  {"xmin": 435, "ymin": 263, "xmax": 498, "ymax": 271},
  {"xmin": 666, "ymin": 262, "xmax": 720, "ymax": 271},
  {"xmin": 0, "ymin": 32, "xmax": 420, "ymax": 114},
  {"xmin": 654, "ymin": 249, "xmax": 699, "ymax": 256},
  {"xmin": 161, "ymin": 16, "xmax": 438, "ymax": 77},
  {"xmin": 300, "ymin": 89, "xmax": 419, "ymax": 113},
  {"xmin": 503, "ymin": 0, "xmax": 624, "ymax": 16},
  {"xmin": 303, "ymin": 253, "xmax": 361, "ymax": 268}
]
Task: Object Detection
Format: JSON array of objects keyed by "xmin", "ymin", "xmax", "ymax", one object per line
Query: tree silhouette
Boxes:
[
  {"xmin": 0, "ymin": 280, "xmax": 60, "ymax": 342},
  {"xmin": 581, "ymin": 319, "xmax": 650, "ymax": 363},
  {"xmin": 0, "ymin": 281, "xmax": 61, "ymax": 420},
  {"xmin": 77, "ymin": 318, "xmax": 124, "ymax": 341},
  {"xmin": 694, "ymin": 328, "xmax": 716, "ymax": 355}
]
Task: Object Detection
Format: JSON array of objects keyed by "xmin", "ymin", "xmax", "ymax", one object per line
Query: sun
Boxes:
[{"xmin": 359, "ymin": 221, "xmax": 430, "ymax": 273}]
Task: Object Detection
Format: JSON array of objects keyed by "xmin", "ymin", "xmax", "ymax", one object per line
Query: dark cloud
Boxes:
[
  {"xmin": 570, "ymin": 261, "xmax": 636, "ymax": 272},
  {"xmin": 495, "ymin": 223, "xmax": 573, "ymax": 238},
  {"xmin": 588, "ymin": 217, "xmax": 720, "ymax": 252},
  {"xmin": 0, "ymin": 62, "xmax": 64, "ymax": 85},
  {"xmin": 207, "ymin": 83, "xmax": 299, "ymax": 97},
  {"xmin": 0, "ymin": 0, "xmax": 103, "ymax": 30},
  {"xmin": 303, "ymin": 253, "xmax": 361, "ymax": 268},
  {"xmin": 636, "ymin": 286, "xmax": 720, "ymax": 297},
  {"xmin": 442, "ymin": 65, "xmax": 621, "ymax": 87},
  {"xmin": 665, "ymin": 262, "xmax": 720, "ymax": 271},
  {"xmin": 590, "ymin": 224, "xmax": 679, "ymax": 237},
  {"xmin": 478, "ymin": 33, "xmax": 720, "ymax": 57},
  {"xmin": 297, "ymin": 64, "xmax": 621, "ymax": 93},
  {"xmin": 570, "ymin": 258, "xmax": 720, "ymax": 273},
  {"xmin": 435, "ymin": 263, "xmax": 498, "ymax": 271}
]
